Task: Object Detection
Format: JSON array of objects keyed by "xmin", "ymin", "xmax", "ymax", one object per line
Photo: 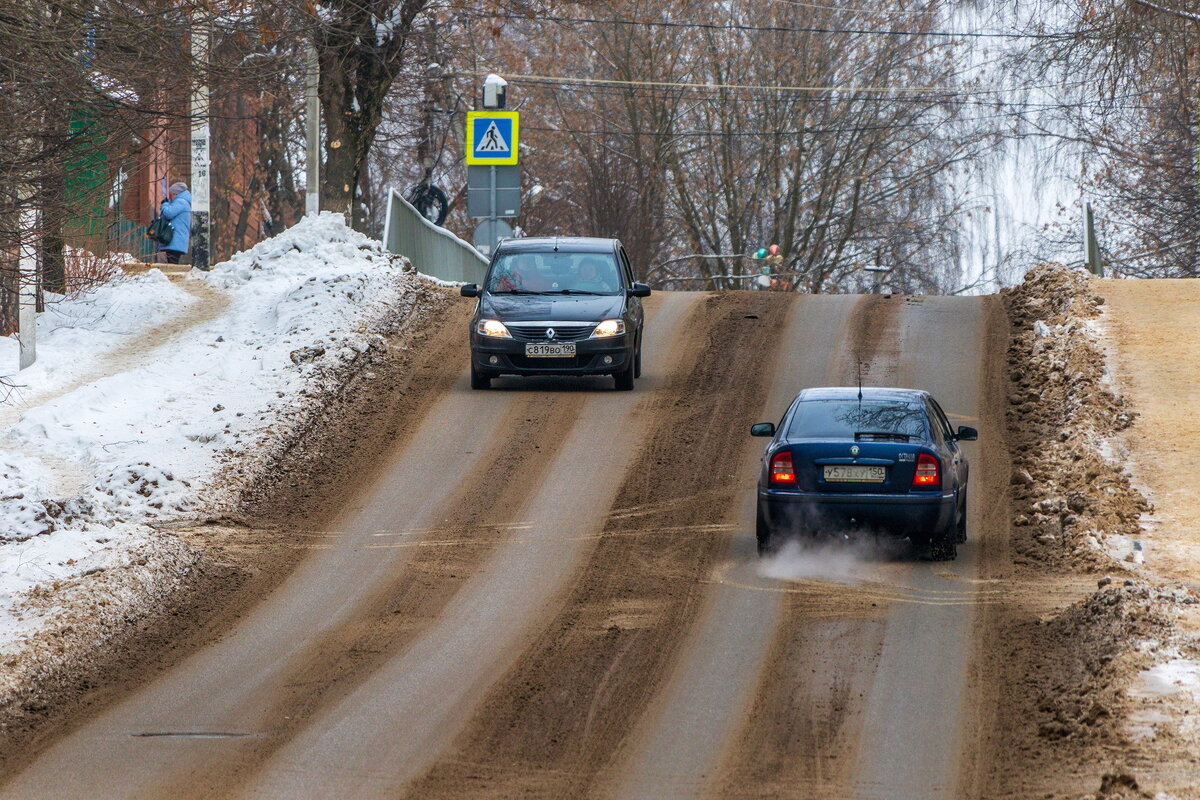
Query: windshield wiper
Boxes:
[
  {"xmin": 537, "ymin": 289, "xmax": 605, "ymax": 295},
  {"xmin": 490, "ymin": 289, "xmax": 540, "ymax": 294}
]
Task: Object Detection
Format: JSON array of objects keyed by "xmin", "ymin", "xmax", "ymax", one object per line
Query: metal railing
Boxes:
[{"xmin": 382, "ymin": 188, "xmax": 488, "ymax": 284}]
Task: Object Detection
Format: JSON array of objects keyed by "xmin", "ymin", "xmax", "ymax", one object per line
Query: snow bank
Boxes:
[{"xmin": 0, "ymin": 212, "xmax": 421, "ymax": 653}]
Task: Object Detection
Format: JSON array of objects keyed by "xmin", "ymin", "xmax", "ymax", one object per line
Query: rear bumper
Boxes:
[
  {"xmin": 471, "ymin": 333, "xmax": 632, "ymax": 377},
  {"xmin": 758, "ymin": 489, "xmax": 955, "ymax": 539}
]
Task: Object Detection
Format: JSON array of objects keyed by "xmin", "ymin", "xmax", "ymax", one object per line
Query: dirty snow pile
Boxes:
[
  {"xmin": 1002, "ymin": 263, "xmax": 1147, "ymax": 570},
  {"xmin": 0, "ymin": 212, "xmax": 422, "ymax": 655},
  {"xmin": 1002, "ymin": 263, "xmax": 1200, "ymax": 787}
]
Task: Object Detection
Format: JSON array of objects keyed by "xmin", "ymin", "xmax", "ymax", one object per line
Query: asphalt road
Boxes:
[{"xmin": 0, "ymin": 291, "xmax": 1006, "ymax": 799}]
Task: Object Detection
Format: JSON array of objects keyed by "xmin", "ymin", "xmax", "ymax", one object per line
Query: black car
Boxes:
[
  {"xmin": 460, "ymin": 237, "xmax": 651, "ymax": 390},
  {"xmin": 751, "ymin": 387, "xmax": 977, "ymax": 560}
]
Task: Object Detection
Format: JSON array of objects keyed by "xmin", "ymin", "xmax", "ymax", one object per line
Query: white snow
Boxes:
[
  {"xmin": 0, "ymin": 212, "xmax": 419, "ymax": 653},
  {"xmin": 1133, "ymin": 659, "xmax": 1200, "ymax": 700},
  {"xmin": 1127, "ymin": 657, "xmax": 1200, "ymax": 740}
]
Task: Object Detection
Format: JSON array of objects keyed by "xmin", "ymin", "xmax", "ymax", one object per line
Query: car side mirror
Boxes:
[
  {"xmin": 955, "ymin": 425, "xmax": 978, "ymax": 441},
  {"xmin": 751, "ymin": 422, "xmax": 776, "ymax": 437},
  {"xmin": 630, "ymin": 282, "xmax": 651, "ymax": 298},
  {"xmin": 460, "ymin": 283, "xmax": 480, "ymax": 298}
]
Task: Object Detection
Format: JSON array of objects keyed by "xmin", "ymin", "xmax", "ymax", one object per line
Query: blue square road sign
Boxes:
[{"xmin": 466, "ymin": 111, "xmax": 519, "ymax": 166}]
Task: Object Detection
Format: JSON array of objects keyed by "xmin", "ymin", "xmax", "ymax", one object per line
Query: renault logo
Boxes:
[
  {"xmin": 850, "ymin": 445, "xmax": 860, "ymax": 456},
  {"xmin": 546, "ymin": 327, "xmax": 556, "ymax": 339}
]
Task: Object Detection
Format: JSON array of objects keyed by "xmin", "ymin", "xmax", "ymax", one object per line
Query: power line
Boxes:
[
  {"xmin": 469, "ymin": 12, "xmax": 1071, "ymax": 41},
  {"xmin": 769, "ymin": 0, "xmax": 940, "ymax": 15},
  {"xmin": 491, "ymin": 71, "xmax": 1109, "ymax": 99},
  {"xmin": 507, "ymin": 75, "xmax": 1156, "ymax": 111},
  {"xmin": 516, "ymin": 106, "xmax": 1108, "ymax": 137}
]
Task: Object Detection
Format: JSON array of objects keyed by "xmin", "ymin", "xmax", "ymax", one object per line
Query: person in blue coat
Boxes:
[{"xmin": 158, "ymin": 181, "xmax": 192, "ymax": 264}]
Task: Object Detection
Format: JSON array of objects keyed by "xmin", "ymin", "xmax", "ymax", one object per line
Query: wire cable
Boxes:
[
  {"xmin": 487, "ymin": 71, "xmax": 1108, "ymax": 98},
  {"xmin": 467, "ymin": 12, "xmax": 1071, "ymax": 41},
  {"xmin": 506, "ymin": 75, "xmax": 1157, "ymax": 111}
]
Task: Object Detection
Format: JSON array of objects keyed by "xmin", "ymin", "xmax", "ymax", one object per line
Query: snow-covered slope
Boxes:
[{"xmin": 0, "ymin": 212, "xmax": 422, "ymax": 651}]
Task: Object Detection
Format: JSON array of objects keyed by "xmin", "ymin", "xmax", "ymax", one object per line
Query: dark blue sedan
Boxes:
[{"xmin": 751, "ymin": 387, "xmax": 977, "ymax": 560}]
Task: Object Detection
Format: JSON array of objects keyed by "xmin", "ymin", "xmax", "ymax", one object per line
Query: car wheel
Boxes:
[
  {"xmin": 470, "ymin": 363, "xmax": 491, "ymax": 390},
  {"xmin": 756, "ymin": 507, "xmax": 775, "ymax": 556},
  {"xmin": 634, "ymin": 336, "xmax": 643, "ymax": 379},
  {"xmin": 955, "ymin": 497, "xmax": 968, "ymax": 544},
  {"xmin": 925, "ymin": 519, "xmax": 958, "ymax": 561},
  {"xmin": 928, "ymin": 537, "xmax": 957, "ymax": 561},
  {"xmin": 614, "ymin": 362, "xmax": 635, "ymax": 391}
]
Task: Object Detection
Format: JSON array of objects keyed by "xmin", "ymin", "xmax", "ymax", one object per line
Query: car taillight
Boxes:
[
  {"xmin": 912, "ymin": 452, "xmax": 940, "ymax": 488},
  {"xmin": 770, "ymin": 451, "xmax": 796, "ymax": 484}
]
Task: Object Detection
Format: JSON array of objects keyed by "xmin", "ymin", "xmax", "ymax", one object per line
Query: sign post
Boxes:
[
  {"xmin": 466, "ymin": 80, "xmax": 520, "ymax": 255},
  {"xmin": 189, "ymin": 13, "xmax": 211, "ymax": 270},
  {"xmin": 305, "ymin": 41, "xmax": 320, "ymax": 217}
]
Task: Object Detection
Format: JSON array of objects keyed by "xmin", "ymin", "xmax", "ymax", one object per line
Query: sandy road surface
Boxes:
[
  {"xmin": 0, "ymin": 291, "xmax": 1008, "ymax": 799},
  {"xmin": 1099, "ymin": 278, "xmax": 1200, "ymax": 588}
]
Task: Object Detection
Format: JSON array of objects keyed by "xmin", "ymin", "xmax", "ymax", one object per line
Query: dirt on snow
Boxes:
[
  {"xmin": 0, "ymin": 267, "xmax": 457, "ymax": 773},
  {"xmin": 971, "ymin": 265, "xmax": 1200, "ymax": 800}
]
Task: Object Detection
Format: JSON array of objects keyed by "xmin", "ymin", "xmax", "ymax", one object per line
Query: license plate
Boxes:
[
  {"xmin": 824, "ymin": 465, "xmax": 886, "ymax": 483},
  {"xmin": 525, "ymin": 342, "xmax": 576, "ymax": 358}
]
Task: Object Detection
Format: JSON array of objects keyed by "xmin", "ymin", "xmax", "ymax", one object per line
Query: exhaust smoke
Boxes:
[{"xmin": 756, "ymin": 535, "xmax": 904, "ymax": 585}]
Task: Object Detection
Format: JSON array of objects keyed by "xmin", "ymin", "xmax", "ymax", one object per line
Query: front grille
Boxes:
[{"xmin": 508, "ymin": 323, "xmax": 594, "ymax": 342}]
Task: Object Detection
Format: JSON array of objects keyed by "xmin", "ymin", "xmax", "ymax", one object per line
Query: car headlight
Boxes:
[
  {"xmin": 592, "ymin": 319, "xmax": 625, "ymax": 338},
  {"xmin": 476, "ymin": 319, "xmax": 512, "ymax": 338}
]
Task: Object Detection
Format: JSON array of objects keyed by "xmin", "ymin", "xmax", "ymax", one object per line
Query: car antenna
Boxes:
[{"xmin": 857, "ymin": 360, "xmax": 864, "ymax": 403}]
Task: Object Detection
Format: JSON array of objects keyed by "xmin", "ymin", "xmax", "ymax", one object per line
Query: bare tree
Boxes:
[{"xmin": 1006, "ymin": 0, "xmax": 1200, "ymax": 276}]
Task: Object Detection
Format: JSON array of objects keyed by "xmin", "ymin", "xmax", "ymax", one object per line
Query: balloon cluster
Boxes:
[{"xmin": 752, "ymin": 244, "xmax": 785, "ymax": 271}]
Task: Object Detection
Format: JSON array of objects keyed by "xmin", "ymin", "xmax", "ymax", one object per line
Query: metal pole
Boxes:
[
  {"xmin": 18, "ymin": 200, "xmax": 37, "ymax": 369},
  {"xmin": 1085, "ymin": 202, "xmax": 1103, "ymax": 277},
  {"xmin": 489, "ymin": 164, "xmax": 497, "ymax": 251},
  {"xmin": 189, "ymin": 14, "xmax": 211, "ymax": 270},
  {"xmin": 306, "ymin": 42, "xmax": 321, "ymax": 216}
]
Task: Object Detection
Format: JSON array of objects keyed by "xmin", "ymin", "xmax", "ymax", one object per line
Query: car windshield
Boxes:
[
  {"xmin": 485, "ymin": 252, "xmax": 623, "ymax": 295},
  {"xmin": 786, "ymin": 399, "xmax": 929, "ymax": 440}
]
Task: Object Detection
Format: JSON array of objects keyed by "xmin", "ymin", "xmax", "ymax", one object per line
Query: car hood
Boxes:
[{"xmin": 480, "ymin": 293, "xmax": 625, "ymax": 322}]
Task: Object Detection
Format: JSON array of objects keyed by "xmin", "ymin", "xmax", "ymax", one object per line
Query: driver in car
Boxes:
[{"xmin": 575, "ymin": 257, "xmax": 615, "ymax": 293}]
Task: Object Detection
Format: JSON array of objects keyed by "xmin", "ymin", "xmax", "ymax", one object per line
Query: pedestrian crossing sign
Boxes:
[{"xmin": 466, "ymin": 111, "xmax": 519, "ymax": 165}]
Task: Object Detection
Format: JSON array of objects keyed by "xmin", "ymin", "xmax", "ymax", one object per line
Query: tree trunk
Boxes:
[
  {"xmin": 40, "ymin": 166, "xmax": 65, "ymax": 297},
  {"xmin": 312, "ymin": 0, "xmax": 430, "ymax": 232}
]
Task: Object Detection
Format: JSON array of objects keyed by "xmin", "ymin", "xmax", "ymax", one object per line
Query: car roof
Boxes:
[
  {"xmin": 795, "ymin": 387, "xmax": 931, "ymax": 403},
  {"xmin": 494, "ymin": 237, "xmax": 619, "ymax": 255}
]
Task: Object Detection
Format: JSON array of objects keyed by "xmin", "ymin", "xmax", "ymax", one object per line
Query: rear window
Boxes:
[
  {"xmin": 486, "ymin": 252, "xmax": 622, "ymax": 295},
  {"xmin": 785, "ymin": 399, "xmax": 929, "ymax": 440}
]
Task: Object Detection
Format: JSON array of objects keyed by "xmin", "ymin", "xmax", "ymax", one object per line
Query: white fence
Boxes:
[{"xmin": 382, "ymin": 189, "xmax": 489, "ymax": 284}]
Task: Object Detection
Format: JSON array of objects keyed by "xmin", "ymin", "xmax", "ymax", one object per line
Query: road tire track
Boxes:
[
  {"xmin": 0, "ymin": 289, "xmax": 464, "ymax": 785},
  {"xmin": 146, "ymin": 391, "xmax": 586, "ymax": 800},
  {"xmin": 710, "ymin": 294, "xmax": 904, "ymax": 797},
  {"xmin": 402, "ymin": 291, "xmax": 793, "ymax": 799}
]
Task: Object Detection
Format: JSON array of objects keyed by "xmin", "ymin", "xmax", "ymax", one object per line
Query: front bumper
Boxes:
[
  {"xmin": 758, "ymin": 488, "xmax": 955, "ymax": 539},
  {"xmin": 471, "ymin": 333, "xmax": 632, "ymax": 377}
]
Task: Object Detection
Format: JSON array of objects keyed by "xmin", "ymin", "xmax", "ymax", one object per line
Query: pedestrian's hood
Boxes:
[{"xmin": 480, "ymin": 293, "xmax": 625, "ymax": 322}]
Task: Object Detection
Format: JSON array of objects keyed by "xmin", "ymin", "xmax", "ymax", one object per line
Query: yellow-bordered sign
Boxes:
[{"xmin": 466, "ymin": 111, "xmax": 520, "ymax": 166}]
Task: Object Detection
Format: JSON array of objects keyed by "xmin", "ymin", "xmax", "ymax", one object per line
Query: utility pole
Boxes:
[
  {"xmin": 18, "ymin": 194, "xmax": 37, "ymax": 369},
  {"xmin": 1085, "ymin": 202, "xmax": 1104, "ymax": 277},
  {"xmin": 190, "ymin": 12, "xmax": 211, "ymax": 270},
  {"xmin": 306, "ymin": 41, "xmax": 320, "ymax": 217}
]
